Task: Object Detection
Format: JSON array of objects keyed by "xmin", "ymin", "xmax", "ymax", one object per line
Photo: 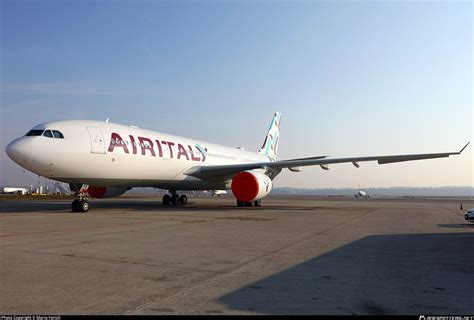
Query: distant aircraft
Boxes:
[
  {"xmin": 355, "ymin": 185, "xmax": 369, "ymax": 198},
  {"xmin": 5, "ymin": 112, "xmax": 470, "ymax": 212},
  {"xmin": 211, "ymin": 190, "xmax": 227, "ymax": 197},
  {"xmin": 355, "ymin": 190, "xmax": 369, "ymax": 198},
  {"xmin": 202, "ymin": 190, "xmax": 228, "ymax": 197}
]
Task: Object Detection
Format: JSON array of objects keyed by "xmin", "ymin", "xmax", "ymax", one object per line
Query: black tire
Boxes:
[
  {"xmin": 245, "ymin": 202, "xmax": 253, "ymax": 207},
  {"xmin": 254, "ymin": 200, "xmax": 262, "ymax": 207},
  {"xmin": 171, "ymin": 194, "xmax": 180, "ymax": 205},
  {"xmin": 162, "ymin": 194, "xmax": 171, "ymax": 205},
  {"xmin": 71, "ymin": 200, "xmax": 79, "ymax": 212},
  {"xmin": 79, "ymin": 200, "xmax": 89, "ymax": 213},
  {"xmin": 237, "ymin": 200, "xmax": 244, "ymax": 207},
  {"xmin": 179, "ymin": 195, "xmax": 188, "ymax": 205}
]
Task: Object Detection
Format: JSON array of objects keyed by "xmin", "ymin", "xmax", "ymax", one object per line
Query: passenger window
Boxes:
[
  {"xmin": 43, "ymin": 130, "xmax": 54, "ymax": 138},
  {"xmin": 52, "ymin": 130, "xmax": 64, "ymax": 139}
]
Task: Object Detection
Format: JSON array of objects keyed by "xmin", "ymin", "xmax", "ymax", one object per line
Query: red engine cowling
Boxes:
[
  {"xmin": 87, "ymin": 186, "xmax": 128, "ymax": 199},
  {"xmin": 231, "ymin": 171, "xmax": 273, "ymax": 202}
]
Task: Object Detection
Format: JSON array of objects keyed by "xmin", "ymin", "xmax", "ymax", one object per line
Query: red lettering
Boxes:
[
  {"xmin": 155, "ymin": 139, "xmax": 163, "ymax": 157},
  {"xmin": 108, "ymin": 133, "xmax": 129, "ymax": 154},
  {"xmin": 165, "ymin": 141, "xmax": 175, "ymax": 158},
  {"xmin": 177, "ymin": 144, "xmax": 189, "ymax": 160},
  {"xmin": 138, "ymin": 137, "xmax": 156, "ymax": 156},
  {"xmin": 188, "ymin": 145, "xmax": 201, "ymax": 161},
  {"xmin": 129, "ymin": 135, "xmax": 137, "ymax": 155}
]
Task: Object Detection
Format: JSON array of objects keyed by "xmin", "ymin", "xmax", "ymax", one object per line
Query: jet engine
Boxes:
[
  {"xmin": 87, "ymin": 186, "xmax": 129, "ymax": 199},
  {"xmin": 231, "ymin": 171, "xmax": 273, "ymax": 202}
]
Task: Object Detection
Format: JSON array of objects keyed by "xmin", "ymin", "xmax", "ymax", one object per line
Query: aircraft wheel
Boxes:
[
  {"xmin": 179, "ymin": 195, "xmax": 188, "ymax": 205},
  {"xmin": 254, "ymin": 200, "xmax": 262, "ymax": 207},
  {"xmin": 71, "ymin": 200, "xmax": 80, "ymax": 212},
  {"xmin": 171, "ymin": 194, "xmax": 179, "ymax": 205},
  {"xmin": 245, "ymin": 202, "xmax": 253, "ymax": 207},
  {"xmin": 162, "ymin": 194, "xmax": 171, "ymax": 205},
  {"xmin": 78, "ymin": 200, "xmax": 89, "ymax": 213},
  {"xmin": 237, "ymin": 200, "xmax": 244, "ymax": 207}
]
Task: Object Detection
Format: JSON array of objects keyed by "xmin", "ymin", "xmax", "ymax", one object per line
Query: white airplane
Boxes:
[
  {"xmin": 202, "ymin": 190, "xmax": 228, "ymax": 197},
  {"xmin": 211, "ymin": 190, "xmax": 228, "ymax": 197},
  {"xmin": 5, "ymin": 112, "xmax": 470, "ymax": 212},
  {"xmin": 355, "ymin": 185, "xmax": 369, "ymax": 198},
  {"xmin": 355, "ymin": 190, "xmax": 369, "ymax": 198}
]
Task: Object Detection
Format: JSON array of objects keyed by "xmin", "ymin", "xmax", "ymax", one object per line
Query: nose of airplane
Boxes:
[{"xmin": 6, "ymin": 138, "xmax": 31, "ymax": 163}]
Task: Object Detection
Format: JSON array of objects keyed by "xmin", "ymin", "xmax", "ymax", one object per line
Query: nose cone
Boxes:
[{"xmin": 6, "ymin": 138, "xmax": 31, "ymax": 163}]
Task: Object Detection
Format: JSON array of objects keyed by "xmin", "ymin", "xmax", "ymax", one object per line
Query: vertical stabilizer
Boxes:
[{"xmin": 259, "ymin": 112, "xmax": 281, "ymax": 158}]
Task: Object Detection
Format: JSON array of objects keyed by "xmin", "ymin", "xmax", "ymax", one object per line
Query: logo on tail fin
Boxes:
[{"xmin": 259, "ymin": 112, "xmax": 281, "ymax": 158}]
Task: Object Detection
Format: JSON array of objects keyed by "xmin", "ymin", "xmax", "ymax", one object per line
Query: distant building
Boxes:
[{"xmin": 3, "ymin": 187, "xmax": 30, "ymax": 195}]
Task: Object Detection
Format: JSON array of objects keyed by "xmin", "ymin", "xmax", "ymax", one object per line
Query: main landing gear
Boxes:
[
  {"xmin": 162, "ymin": 191, "xmax": 188, "ymax": 206},
  {"xmin": 71, "ymin": 184, "xmax": 90, "ymax": 213},
  {"xmin": 237, "ymin": 199, "xmax": 262, "ymax": 207}
]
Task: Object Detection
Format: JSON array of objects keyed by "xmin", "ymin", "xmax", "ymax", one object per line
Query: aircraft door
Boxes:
[{"xmin": 86, "ymin": 126, "xmax": 106, "ymax": 154}]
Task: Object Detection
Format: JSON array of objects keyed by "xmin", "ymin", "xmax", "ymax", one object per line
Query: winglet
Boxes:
[{"xmin": 459, "ymin": 142, "xmax": 470, "ymax": 153}]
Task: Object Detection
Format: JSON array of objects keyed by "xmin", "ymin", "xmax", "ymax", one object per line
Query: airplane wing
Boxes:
[{"xmin": 184, "ymin": 142, "xmax": 470, "ymax": 181}]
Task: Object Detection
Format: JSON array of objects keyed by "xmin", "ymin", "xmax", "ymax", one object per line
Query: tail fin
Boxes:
[{"xmin": 259, "ymin": 112, "xmax": 281, "ymax": 158}]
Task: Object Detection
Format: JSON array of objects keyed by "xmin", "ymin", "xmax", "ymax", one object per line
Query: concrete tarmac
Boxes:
[{"xmin": 1, "ymin": 196, "xmax": 473, "ymax": 315}]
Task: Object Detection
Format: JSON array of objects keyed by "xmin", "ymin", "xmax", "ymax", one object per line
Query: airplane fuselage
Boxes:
[{"xmin": 7, "ymin": 120, "xmax": 272, "ymax": 190}]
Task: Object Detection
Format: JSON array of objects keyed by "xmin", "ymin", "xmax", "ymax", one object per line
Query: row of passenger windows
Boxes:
[
  {"xmin": 26, "ymin": 129, "xmax": 64, "ymax": 139},
  {"xmin": 208, "ymin": 152, "xmax": 237, "ymax": 160}
]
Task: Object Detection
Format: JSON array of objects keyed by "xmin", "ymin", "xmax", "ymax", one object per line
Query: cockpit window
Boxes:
[
  {"xmin": 52, "ymin": 130, "xmax": 64, "ymax": 139},
  {"xmin": 43, "ymin": 130, "xmax": 54, "ymax": 138},
  {"xmin": 25, "ymin": 130, "xmax": 44, "ymax": 136}
]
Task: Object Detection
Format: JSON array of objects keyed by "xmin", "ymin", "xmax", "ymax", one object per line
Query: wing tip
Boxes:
[{"xmin": 459, "ymin": 141, "xmax": 470, "ymax": 153}]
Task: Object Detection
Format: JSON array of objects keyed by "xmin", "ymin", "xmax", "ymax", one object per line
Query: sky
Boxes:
[{"xmin": 0, "ymin": 0, "xmax": 472, "ymax": 189}]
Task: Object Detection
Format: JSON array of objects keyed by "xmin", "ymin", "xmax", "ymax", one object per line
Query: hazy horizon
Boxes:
[
  {"xmin": 2, "ymin": 183, "xmax": 472, "ymax": 198},
  {"xmin": 1, "ymin": 0, "xmax": 472, "ymax": 189}
]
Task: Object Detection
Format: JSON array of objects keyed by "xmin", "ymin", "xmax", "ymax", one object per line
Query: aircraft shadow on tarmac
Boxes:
[
  {"xmin": 218, "ymin": 232, "xmax": 474, "ymax": 315},
  {"xmin": 0, "ymin": 200, "xmax": 372, "ymax": 213}
]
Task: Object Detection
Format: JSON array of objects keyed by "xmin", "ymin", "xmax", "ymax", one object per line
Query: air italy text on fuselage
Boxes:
[{"xmin": 107, "ymin": 132, "xmax": 208, "ymax": 162}]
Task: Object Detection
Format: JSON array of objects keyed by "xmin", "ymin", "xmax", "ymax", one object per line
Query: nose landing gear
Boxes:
[
  {"xmin": 72, "ymin": 199, "xmax": 90, "ymax": 213},
  {"xmin": 71, "ymin": 184, "xmax": 90, "ymax": 213}
]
